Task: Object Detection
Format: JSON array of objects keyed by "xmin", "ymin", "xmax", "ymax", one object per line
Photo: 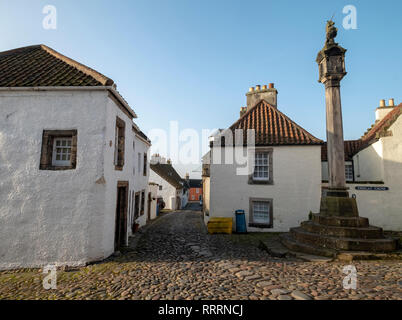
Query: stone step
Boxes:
[
  {"xmin": 312, "ymin": 214, "xmax": 369, "ymax": 228},
  {"xmin": 280, "ymin": 234, "xmax": 337, "ymax": 258},
  {"xmin": 300, "ymin": 221, "xmax": 384, "ymax": 239},
  {"xmin": 290, "ymin": 227, "xmax": 397, "ymax": 252}
]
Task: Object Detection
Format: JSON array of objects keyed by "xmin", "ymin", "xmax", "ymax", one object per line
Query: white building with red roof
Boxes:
[{"xmin": 203, "ymin": 84, "xmax": 323, "ymax": 232}]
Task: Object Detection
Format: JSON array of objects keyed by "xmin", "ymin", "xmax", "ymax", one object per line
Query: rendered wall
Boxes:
[
  {"xmin": 0, "ymin": 90, "xmax": 108, "ymax": 269},
  {"xmin": 208, "ymin": 146, "xmax": 322, "ymax": 232}
]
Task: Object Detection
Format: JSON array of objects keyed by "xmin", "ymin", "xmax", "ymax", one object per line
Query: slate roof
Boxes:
[
  {"xmin": 0, "ymin": 44, "xmax": 114, "ymax": 87},
  {"xmin": 228, "ymin": 100, "xmax": 323, "ymax": 146},
  {"xmin": 132, "ymin": 124, "xmax": 151, "ymax": 144},
  {"xmin": 188, "ymin": 179, "xmax": 202, "ymax": 189},
  {"xmin": 150, "ymin": 163, "xmax": 184, "ymax": 189}
]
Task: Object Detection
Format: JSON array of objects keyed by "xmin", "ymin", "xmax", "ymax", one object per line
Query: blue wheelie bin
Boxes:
[{"xmin": 235, "ymin": 210, "xmax": 247, "ymax": 233}]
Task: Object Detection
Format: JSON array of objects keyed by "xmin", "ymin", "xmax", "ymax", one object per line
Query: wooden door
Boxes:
[{"xmin": 114, "ymin": 182, "xmax": 128, "ymax": 251}]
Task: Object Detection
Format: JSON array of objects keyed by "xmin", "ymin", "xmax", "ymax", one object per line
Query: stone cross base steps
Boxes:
[
  {"xmin": 281, "ymin": 209, "xmax": 397, "ymax": 258},
  {"xmin": 280, "ymin": 197, "xmax": 399, "ymax": 259}
]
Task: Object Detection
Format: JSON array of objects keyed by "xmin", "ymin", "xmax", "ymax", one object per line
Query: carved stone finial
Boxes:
[{"xmin": 325, "ymin": 20, "xmax": 338, "ymax": 47}]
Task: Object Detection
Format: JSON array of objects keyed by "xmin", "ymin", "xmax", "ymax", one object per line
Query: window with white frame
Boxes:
[
  {"xmin": 345, "ymin": 163, "xmax": 354, "ymax": 181},
  {"xmin": 253, "ymin": 152, "xmax": 269, "ymax": 180},
  {"xmin": 52, "ymin": 138, "xmax": 73, "ymax": 166},
  {"xmin": 249, "ymin": 198, "xmax": 273, "ymax": 228},
  {"xmin": 40, "ymin": 130, "xmax": 77, "ymax": 170},
  {"xmin": 249, "ymin": 148, "xmax": 273, "ymax": 185},
  {"xmin": 196, "ymin": 188, "xmax": 199, "ymax": 194}
]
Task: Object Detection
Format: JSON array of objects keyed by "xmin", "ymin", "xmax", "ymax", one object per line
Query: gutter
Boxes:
[{"xmin": 0, "ymin": 86, "xmax": 137, "ymax": 118}]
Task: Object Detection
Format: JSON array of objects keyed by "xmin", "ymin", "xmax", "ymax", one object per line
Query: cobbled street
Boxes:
[{"xmin": 0, "ymin": 209, "xmax": 401, "ymax": 300}]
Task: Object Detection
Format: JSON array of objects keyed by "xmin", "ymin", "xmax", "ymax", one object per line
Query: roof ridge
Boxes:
[
  {"xmin": 229, "ymin": 99, "xmax": 271, "ymax": 130},
  {"xmin": 38, "ymin": 44, "xmax": 114, "ymax": 86},
  {"xmin": 0, "ymin": 45, "xmax": 41, "ymax": 58},
  {"xmin": 229, "ymin": 99, "xmax": 323, "ymax": 144}
]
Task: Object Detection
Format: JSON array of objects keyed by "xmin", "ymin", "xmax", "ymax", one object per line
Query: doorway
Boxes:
[
  {"xmin": 115, "ymin": 181, "xmax": 128, "ymax": 252},
  {"xmin": 147, "ymin": 192, "xmax": 152, "ymax": 222}
]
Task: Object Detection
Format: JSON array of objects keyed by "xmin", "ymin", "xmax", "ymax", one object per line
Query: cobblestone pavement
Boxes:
[{"xmin": 0, "ymin": 211, "xmax": 401, "ymax": 300}]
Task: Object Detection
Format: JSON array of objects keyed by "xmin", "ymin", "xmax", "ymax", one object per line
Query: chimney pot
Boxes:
[
  {"xmin": 380, "ymin": 99, "xmax": 386, "ymax": 107},
  {"xmin": 269, "ymin": 83, "xmax": 274, "ymax": 89},
  {"xmin": 255, "ymin": 85, "xmax": 261, "ymax": 91},
  {"xmin": 249, "ymin": 87, "xmax": 254, "ymax": 92},
  {"xmin": 389, "ymin": 98, "xmax": 395, "ymax": 107},
  {"xmin": 262, "ymin": 85, "xmax": 268, "ymax": 90}
]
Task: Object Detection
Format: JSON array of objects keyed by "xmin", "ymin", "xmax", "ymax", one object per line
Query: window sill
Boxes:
[
  {"xmin": 115, "ymin": 166, "xmax": 124, "ymax": 171},
  {"xmin": 39, "ymin": 165, "xmax": 76, "ymax": 171},
  {"xmin": 248, "ymin": 223, "xmax": 273, "ymax": 229},
  {"xmin": 248, "ymin": 179, "xmax": 273, "ymax": 185}
]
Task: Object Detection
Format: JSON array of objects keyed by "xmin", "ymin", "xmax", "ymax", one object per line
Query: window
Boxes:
[
  {"xmin": 345, "ymin": 163, "xmax": 354, "ymax": 181},
  {"xmin": 40, "ymin": 130, "xmax": 77, "ymax": 170},
  {"xmin": 140, "ymin": 190, "xmax": 145, "ymax": 215},
  {"xmin": 249, "ymin": 198, "xmax": 273, "ymax": 228},
  {"xmin": 159, "ymin": 185, "xmax": 162, "ymax": 191},
  {"xmin": 196, "ymin": 188, "xmax": 199, "ymax": 194},
  {"xmin": 52, "ymin": 138, "xmax": 72, "ymax": 166},
  {"xmin": 143, "ymin": 153, "xmax": 147, "ymax": 176},
  {"xmin": 254, "ymin": 153, "xmax": 269, "ymax": 180},
  {"xmin": 249, "ymin": 148, "xmax": 273, "ymax": 185},
  {"xmin": 114, "ymin": 117, "xmax": 125, "ymax": 170}
]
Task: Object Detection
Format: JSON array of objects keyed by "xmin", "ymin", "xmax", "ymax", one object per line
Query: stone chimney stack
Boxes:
[
  {"xmin": 375, "ymin": 98, "xmax": 396, "ymax": 121},
  {"xmin": 151, "ymin": 154, "xmax": 167, "ymax": 164},
  {"xmin": 246, "ymin": 83, "xmax": 278, "ymax": 110}
]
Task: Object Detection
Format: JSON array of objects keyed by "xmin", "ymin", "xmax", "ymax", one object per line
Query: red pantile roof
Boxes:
[
  {"xmin": 321, "ymin": 140, "xmax": 363, "ymax": 161},
  {"xmin": 361, "ymin": 103, "xmax": 402, "ymax": 144},
  {"xmin": 0, "ymin": 45, "xmax": 114, "ymax": 87},
  {"xmin": 229, "ymin": 100, "xmax": 323, "ymax": 146},
  {"xmin": 321, "ymin": 103, "xmax": 402, "ymax": 161}
]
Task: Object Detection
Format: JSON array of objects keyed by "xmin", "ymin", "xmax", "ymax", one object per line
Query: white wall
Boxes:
[
  {"xmin": 354, "ymin": 141, "xmax": 383, "ymax": 182},
  {"xmin": 0, "ymin": 90, "xmax": 108, "ymax": 269},
  {"xmin": 103, "ymin": 97, "xmax": 150, "ymax": 256},
  {"xmin": 321, "ymin": 115, "xmax": 402, "ymax": 231},
  {"xmin": 148, "ymin": 184, "xmax": 158, "ymax": 220},
  {"xmin": 202, "ymin": 176, "xmax": 210, "ymax": 216},
  {"xmin": 181, "ymin": 188, "xmax": 189, "ymax": 208},
  {"xmin": 338, "ymin": 115, "xmax": 402, "ymax": 231},
  {"xmin": 0, "ymin": 89, "xmax": 151, "ymax": 270},
  {"xmin": 149, "ymin": 170, "xmax": 177, "ymax": 210},
  {"xmin": 207, "ymin": 146, "xmax": 322, "ymax": 232}
]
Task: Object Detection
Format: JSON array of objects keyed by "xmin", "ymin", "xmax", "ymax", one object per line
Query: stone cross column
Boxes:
[{"xmin": 316, "ymin": 21, "xmax": 348, "ymax": 195}]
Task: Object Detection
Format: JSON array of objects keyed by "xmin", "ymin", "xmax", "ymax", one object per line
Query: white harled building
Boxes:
[
  {"xmin": 0, "ymin": 45, "xmax": 153, "ymax": 270},
  {"xmin": 203, "ymin": 84, "xmax": 323, "ymax": 232}
]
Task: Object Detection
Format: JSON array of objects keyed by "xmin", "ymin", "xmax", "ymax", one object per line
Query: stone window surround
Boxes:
[
  {"xmin": 39, "ymin": 129, "xmax": 78, "ymax": 171},
  {"xmin": 248, "ymin": 147, "xmax": 274, "ymax": 185},
  {"xmin": 140, "ymin": 190, "xmax": 145, "ymax": 216},
  {"xmin": 249, "ymin": 197, "xmax": 273, "ymax": 228},
  {"xmin": 114, "ymin": 116, "xmax": 126, "ymax": 171}
]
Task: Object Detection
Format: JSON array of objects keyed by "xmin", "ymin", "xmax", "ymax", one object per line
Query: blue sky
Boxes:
[{"xmin": 1, "ymin": 0, "xmax": 401, "ymax": 176}]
